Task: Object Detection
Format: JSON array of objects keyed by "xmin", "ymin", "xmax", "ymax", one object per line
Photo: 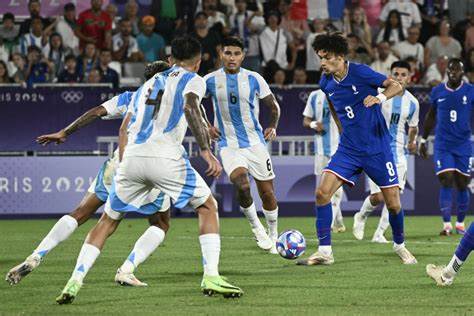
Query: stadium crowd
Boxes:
[{"xmin": 1, "ymin": 0, "xmax": 474, "ymax": 87}]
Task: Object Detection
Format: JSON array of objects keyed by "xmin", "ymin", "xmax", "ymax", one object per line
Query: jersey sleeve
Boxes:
[
  {"xmin": 183, "ymin": 75, "xmax": 206, "ymax": 102},
  {"xmin": 429, "ymin": 86, "xmax": 438, "ymax": 110},
  {"xmin": 356, "ymin": 64, "xmax": 387, "ymax": 88},
  {"xmin": 203, "ymin": 74, "xmax": 212, "ymax": 98},
  {"xmin": 102, "ymin": 91, "xmax": 133, "ymax": 120},
  {"xmin": 303, "ymin": 92, "xmax": 316, "ymax": 118},
  {"xmin": 407, "ymin": 98, "xmax": 420, "ymax": 128},
  {"xmin": 255, "ymin": 72, "xmax": 272, "ymax": 99}
]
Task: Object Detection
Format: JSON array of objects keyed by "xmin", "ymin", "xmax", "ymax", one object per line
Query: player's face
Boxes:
[
  {"xmin": 390, "ymin": 67, "xmax": 411, "ymax": 88},
  {"xmin": 221, "ymin": 46, "xmax": 244, "ymax": 72},
  {"xmin": 317, "ymin": 50, "xmax": 344, "ymax": 74},
  {"xmin": 447, "ymin": 61, "xmax": 464, "ymax": 84}
]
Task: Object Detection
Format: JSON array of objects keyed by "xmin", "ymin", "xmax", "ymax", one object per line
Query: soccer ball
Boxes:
[{"xmin": 276, "ymin": 230, "xmax": 306, "ymax": 259}]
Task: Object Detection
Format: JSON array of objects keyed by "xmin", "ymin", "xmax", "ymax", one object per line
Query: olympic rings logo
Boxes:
[{"xmin": 61, "ymin": 91, "xmax": 84, "ymax": 103}]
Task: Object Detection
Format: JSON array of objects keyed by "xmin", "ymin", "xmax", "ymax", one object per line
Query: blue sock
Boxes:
[
  {"xmin": 455, "ymin": 223, "xmax": 474, "ymax": 261},
  {"xmin": 316, "ymin": 203, "xmax": 332, "ymax": 246},
  {"xmin": 439, "ymin": 187, "xmax": 453, "ymax": 222},
  {"xmin": 456, "ymin": 189, "xmax": 470, "ymax": 223},
  {"xmin": 389, "ymin": 209, "xmax": 404, "ymax": 245}
]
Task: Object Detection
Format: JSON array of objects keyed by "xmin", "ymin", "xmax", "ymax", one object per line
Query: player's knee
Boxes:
[
  {"xmin": 370, "ymin": 193, "xmax": 384, "ymax": 205},
  {"xmin": 149, "ymin": 212, "xmax": 170, "ymax": 233},
  {"xmin": 316, "ymin": 187, "xmax": 331, "ymax": 204},
  {"xmin": 70, "ymin": 206, "xmax": 93, "ymax": 225},
  {"xmin": 386, "ymin": 200, "xmax": 401, "ymax": 214},
  {"xmin": 234, "ymin": 176, "xmax": 251, "ymax": 194}
]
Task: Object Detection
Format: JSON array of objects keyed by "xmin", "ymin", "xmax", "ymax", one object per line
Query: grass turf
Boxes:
[{"xmin": 0, "ymin": 216, "xmax": 473, "ymax": 315}]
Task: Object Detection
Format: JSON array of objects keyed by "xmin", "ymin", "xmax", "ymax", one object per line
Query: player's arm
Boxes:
[
  {"xmin": 118, "ymin": 112, "xmax": 132, "ymax": 162},
  {"xmin": 36, "ymin": 105, "xmax": 108, "ymax": 146},
  {"xmin": 407, "ymin": 126, "xmax": 419, "ymax": 154},
  {"xmin": 200, "ymin": 103, "xmax": 221, "ymax": 141},
  {"xmin": 419, "ymin": 106, "xmax": 437, "ymax": 159},
  {"xmin": 326, "ymin": 96, "xmax": 343, "ymax": 134},
  {"xmin": 261, "ymin": 94, "xmax": 280, "ymax": 141},
  {"xmin": 303, "ymin": 116, "xmax": 324, "ymax": 134},
  {"xmin": 364, "ymin": 78, "xmax": 403, "ymax": 107},
  {"xmin": 184, "ymin": 92, "xmax": 222, "ymax": 177}
]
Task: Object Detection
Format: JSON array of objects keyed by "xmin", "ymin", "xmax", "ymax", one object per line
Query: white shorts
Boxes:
[
  {"xmin": 87, "ymin": 156, "xmax": 117, "ymax": 201},
  {"xmin": 314, "ymin": 154, "xmax": 331, "ymax": 175},
  {"xmin": 369, "ymin": 158, "xmax": 407, "ymax": 194},
  {"xmin": 220, "ymin": 143, "xmax": 275, "ymax": 181},
  {"xmin": 105, "ymin": 155, "xmax": 210, "ymax": 220}
]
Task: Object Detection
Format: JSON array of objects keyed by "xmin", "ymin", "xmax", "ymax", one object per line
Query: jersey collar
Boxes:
[
  {"xmin": 332, "ymin": 61, "xmax": 350, "ymax": 84},
  {"xmin": 444, "ymin": 81, "xmax": 463, "ymax": 92}
]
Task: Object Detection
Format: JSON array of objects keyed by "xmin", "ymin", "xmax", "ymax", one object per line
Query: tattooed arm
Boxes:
[
  {"xmin": 118, "ymin": 112, "xmax": 132, "ymax": 162},
  {"xmin": 36, "ymin": 105, "xmax": 108, "ymax": 145},
  {"xmin": 261, "ymin": 94, "xmax": 280, "ymax": 141}
]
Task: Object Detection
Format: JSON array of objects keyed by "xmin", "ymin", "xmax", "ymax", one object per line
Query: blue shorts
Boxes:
[
  {"xmin": 90, "ymin": 160, "xmax": 109, "ymax": 202},
  {"xmin": 434, "ymin": 149, "xmax": 472, "ymax": 177},
  {"xmin": 324, "ymin": 148, "xmax": 399, "ymax": 188}
]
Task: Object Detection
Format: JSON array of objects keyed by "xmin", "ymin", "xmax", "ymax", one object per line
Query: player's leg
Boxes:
[
  {"xmin": 255, "ymin": 178, "xmax": 279, "ymax": 252},
  {"xmin": 453, "ymin": 154, "xmax": 471, "ymax": 234},
  {"xmin": 56, "ymin": 212, "xmax": 122, "ymax": 304},
  {"xmin": 5, "ymin": 193, "xmax": 104, "ymax": 285},
  {"xmin": 434, "ymin": 150, "xmax": 456, "ymax": 235},
  {"xmin": 353, "ymin": 176, "xmax": 384, "ymax": 240},
  {"xmin": 331, "ymin": 186, "xmax": 345, "ymax": 233},
  {"xmin": 426, "ymin": 222, "xmax": 474, "ymax": 286}
]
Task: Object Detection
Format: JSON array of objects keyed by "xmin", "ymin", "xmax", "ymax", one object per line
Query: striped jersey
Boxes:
[
  {"xmin": 303, "ymin": 89, "xmax": 339, "ymax": 157},
  {"xmin": 380, "ymin": 89, "xmax": 419, "ymax": 163},
  {"xmin": 101, "ymin": 91, "xmax": 134, "ymax": 120},
  {"xmin": 125, "ymin": 65, "xmax": 206, "ymax": 159},
  {"xmin": 204, "ymin": 67, "xmax": 272, "ymax": 149}
]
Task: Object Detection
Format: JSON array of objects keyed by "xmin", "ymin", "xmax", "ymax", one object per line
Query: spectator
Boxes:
[
  {"xmin": 0, "ymin": 13, "xmax": 20, "ymax": 54},
  {"xmin": 393, "ymin": 26, "xmax": 424, "ymax": 68},
  {"xmin": 18, "ymin": 17, "xmax": 48, "ymax": 55},
  {"xmin": 423, "ymin": 55, "xmax": 449, "ymax": 86},
  {"xmin": 76, "ymin": 42, "xmax": 99, "ymax": 78},
  {"xmin": 57, "ymin": 54, "xmax": 83, "ymax": 83},
  {"xmin": 86, "ymin": 68, "xmax": 102, "ymax": 84},
  {"xmin": 424, "ymin": 20, "xmax": 462, "ymax": 66},
  {"xmin": 191, "ymin": 12, "xmax": 221, "ymax": 76},
  {"xmin": 150, "ymin": 0, "xmax": 189, "ymax": 44},
  {"xmin": 371, "ymin": 41, "xmax": 399, "ymax": 76},
  {"xmin": 25, "ymin": 45, "xmax": 53, "ymax": 86},
  {"xmin": 43, "ymin": 33, "xmax": 71, "ymax": 76},
  {"xmin": 203, "ymin": 0, "xmax": 229, "ymax": 30},
  {"xmin": 229, "ymin": 0, "xmax": 266, "ymax": 72},
  {"xmin": 0, "ymin": 60, "xmax": 12, "ymax": 83},
  {"xmin": 466, "ymin": 48, "xmax": 474, "ymax": 83},
  {"xmin": 19, "ymin": 0, "xmax": 51, "ymax": 36},
  {"xmin": 452, "ymin": 12, "xmax": 474, "ymax": 47},
  {"xmin": 105, "ymin": 4, "xmax": 119, "ymax": 34},
  {"xmin": 418, "ymin": 0, "xmax": 444, "ymax": 44},
  {"xmin": 97, "ymin": 49, "xmax": 119, "ymax": 88},
  {"xmin": 405, "ymin": 56, "xmax": 422, "ymax": 85},
  {"xmin": 306, "ymin": 18, "xmax": 326, "ymax": 82},
  {"xmin": 376, "ymin": 10, "xmax": 405, "ymax": 45},
  {"xmin": 346, "ymin": 6, "xmax": 372, "ymax": 48},
  {"xmin": 10, "ymin": 53, "xmax": 27, "ymax": 83},
  {"xmin": 328, "ymin": 0, "xmax": 346, "ymax": 30},
  {"xmin": 259, "ymin": 11, "xmax": 293, "ymax": 71},
  {"xmin": 56, "ymin": 3, "xmax": 80, "ymax": 55},
  {"xmin": 292, "ymin": 66, "xmax": 307, "ymax": 84},
  {"xmin": 379, "ymin": 0, "xmax": 421, "ymax": 33},
  {"xmin": 112, "ymin": 18, "xmax": 144, "ymax": 62},
  {"xmin": 0, "ymin": 38, "xmax": 8, "ymax": 65},
  {"xmin": 346, "ymin": 33, "xmax": 372, "ymax": 65},
  {"xmin": 137, "ymin": 16, "xmax": 166, "ymax": 63},
  {"xmin": 464, "ymin": 14, "xmax": 474, "ymax": 53},
  {"xmin": 124, "ymin": 0, "xmax": 140, "ymax": 36},
  {"xmin": 76, "ymin": 0, "xmax": 112, "ymax": 50},
  {"xmin": 278, "ymin": 0, "xmax": 294, "ymax": 42},
  {"xmin": 359, "ymin": 0, "xmax": 383, "ymax": 27},
  {"xmin": 448, "ymin": 0, "xmax": 474, "ymax": 26},
  {"xmin": 273, "ymin": 68, "xmax": 286, "ymax": 87}
]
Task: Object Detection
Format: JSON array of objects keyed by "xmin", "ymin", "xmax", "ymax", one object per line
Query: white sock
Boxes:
[
  {"xmin": 240, "ymin": 203, "xmax": 264, "ymax": 230},
  {"xmin": 359, "ymin": 196, "xmax": 377, "ymax": 218},
  {"xmin": 443, "ymin": 255, "xmax": 463, "ymax": 279},
  {"xmin": 374, "ymin": 205, "xmax": 390, "ymax": 237},
  {"xmin": 331, "ymin": 187, "xmax": 343, "ymax": 226},
  {"xmin": 318, "ymin": 245, "xmax": 332, "ymax": 256},
  {"xmin": 444, "ymin": 222, "xmax": 453, "ymax": 230},
  {"xmin": 199, "ymin": 233, "xmax": 220, "ymax": 277},
  {"xmin": 262, "ymin": 207, "xmax": 279, "ymax": 239},
  {"xmin": 33, "ymin": 215, "xmax": 78, "ymax": 258},
  {"xmin": 71, "ymin": 243, "xmax": 100, "ymax": 283},
  {"xmin": 120, "ymin": 226, "xmax": 166, "ymax": 274}
]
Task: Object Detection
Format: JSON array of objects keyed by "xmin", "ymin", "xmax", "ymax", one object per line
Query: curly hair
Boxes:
[
  {"xmin": 144, "ymin": 60, "xmax": 171, "ymax": 80},
  {"xmin": 171, "ymin": 35, "xmax": 202, "ymax": 61},
  {"xmin": 312, "ymin": 33, "xmax": 348, "ymax": 57}
]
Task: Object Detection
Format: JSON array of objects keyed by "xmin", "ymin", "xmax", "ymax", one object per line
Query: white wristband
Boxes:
[
  {"xmin": 309, "ymin": 121, "xmax": 318, "ymax": 130},
  {"xmin": 376, "ymin": 93, "xmax": 387, "ymax": 103},
  {"xmin": 419, "ymin": 138, "xmax": 427, "ymax": 144}
]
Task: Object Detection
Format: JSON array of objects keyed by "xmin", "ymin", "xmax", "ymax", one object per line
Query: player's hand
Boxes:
[
  {"xmin": 363, "ymin": 95, "xmax": 382, "ymax": 107},
  {"xmin": 264, "ymin": 127, "xmax": 277, "ymax": 141},
  {"xmin": 419, "ymin": 142, "xmax": 428, "ymax": 159},
  {"xmin": 200, "ymin": 149, "xmax": 222, "ymax": 177},
  {"xmin": 208, "ymin": 126, "xmax": 221, "ymax": 141},
  {"xmin": 36, "ymin": 130, "xmax": 67, "ymax": 146},
  {"xmin": 314, "ymin": 122, "xmax": 325, "ymax": 133},
  {"xmin": 407, "ymin": 141, "xmax": 417, "ymax": 154}
]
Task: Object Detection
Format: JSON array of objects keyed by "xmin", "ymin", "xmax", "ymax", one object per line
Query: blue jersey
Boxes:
[
  {"xmin": 430, "ymin": 82, "xmax": 474, "ymax": 155},
  {"xmin": 319, "ymin": 62, "xmax": 389, "ymax": 155}
]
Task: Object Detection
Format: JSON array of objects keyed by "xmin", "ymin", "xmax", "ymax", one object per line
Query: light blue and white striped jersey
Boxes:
[
  {"xmin": 380, "ymin": 89, "xmax": 419, "ymax": 163},
  {"xmin": 125, "ymin": 65, "xmax": 206, "ymax": 159},
  {"xmin": 101, "ymin": 91, "xmax": 134, "ymax": 120},
  {"xmin": 204, "ymin": 67, "xmax": 272, "ymax": 149},
  {"xmin": 303, "ymin": 90, "xmax": 339, "ymax": 157}
]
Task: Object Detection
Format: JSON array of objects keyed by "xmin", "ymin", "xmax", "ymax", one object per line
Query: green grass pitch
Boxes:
[{"xmin": 0, "ymin": 216, "xmax": 473, "ymax": 315}]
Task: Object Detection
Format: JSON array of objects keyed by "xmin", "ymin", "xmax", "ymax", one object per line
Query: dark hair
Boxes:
[
  {"xmin": 294, "ymin": 66, "xmax": 305, "ymax": 72},
  {"xmin": 144, "ymin": 60, "xmax": 171, "ymax": 80},
  {"xmin": 64, "ymin": 3, "xmax": 75, "ymax": 11},
  {"xmin": 119, "ymin": 18, "xmax": 130, "ymax": 24},
  {"xmin": 100, "ymin": 48, "xmax": 112, "ymax": 54},
  {"xmin": 312, "ymin": 33, "xmax": 348, "ymax": 56},
  {"xmin": 266, "ymin": 10, "xmax": 281, "ymax": 25},
  {"xmin": 0, "ymin": 60, "xmax": 9, "ymax": 81},
  {"xmin": 171, "ymin": 35, "xmax": 202, "ymax": 61},
  {"xmin": 28, "ymin": 0, "xmax": 40, "ymax": 5},
  {"xmin": 27, "ymin": 45, "xmax": 41, "ymax": 53},
  {"xmin": 65, "ymin": 54, "xmax": 76, "ymax": 62},
  {"xmin": 195, "ymin": 11, "xmax": 208, "ymax": 19},
  {"xmin": 222, "ymin": 36, "xmax": 244, "ymax": 50},
  {"xmin": 383, "ymin": 10, "xmax": 405, "ymax": 43},
  {"xmin": 390, "ymin": 60, "xmax": 411, "ymax": 71},
  {"xmin": 448, "ymin": 58, "xmax": 465, "ymax": 70},
  {"xmin": 3, "ymin": 12, "xmax": 14, "ymax": 22}
]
